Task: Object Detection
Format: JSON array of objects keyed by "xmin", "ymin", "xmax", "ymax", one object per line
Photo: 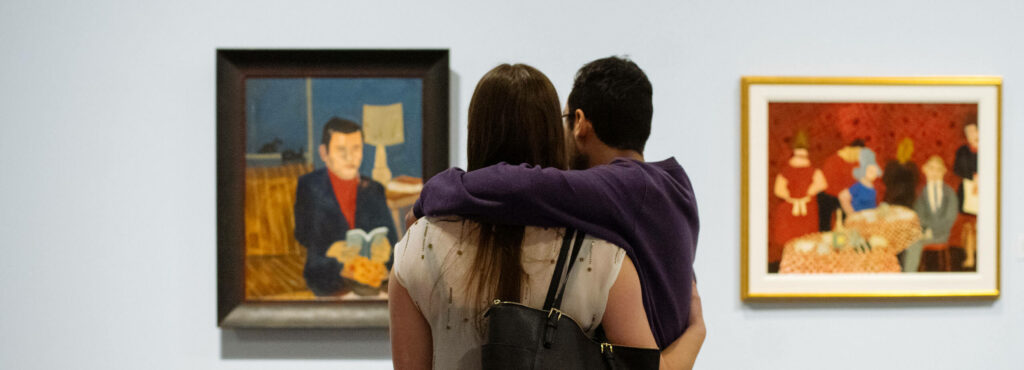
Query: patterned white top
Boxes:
[{"xmin": 392, "ymin": 216, "xmax": 627, "ymax": 370}]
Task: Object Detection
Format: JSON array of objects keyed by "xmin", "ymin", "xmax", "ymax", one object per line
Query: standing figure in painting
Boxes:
[
  {"xmin": 904, "ymin": 156, "xmax": 959, "ymax": 272},
  {"xmin": 779, "ymin": 140, "xmax": 921, "ymax": 274},
  {"xmin": 768, "ymin": 131, "xmax": 826, "ymax": 273},
  {"xmin": 954, "ymin": 122, "xmax": 979, "ymax": 214},
  {"xmin": 294, "ymin": 117, "xmax": 397, "ymax": 297},
  {"xmin": 950, "ymin": 122, "xmax": 979, "ymax": 269},
  {"xmin": 839, "ymin": 148, "xmax": 881, "ymax": 215},
  {"xmin": 817, "ymin": 140, "xmax": 863, "ymax": 231}
]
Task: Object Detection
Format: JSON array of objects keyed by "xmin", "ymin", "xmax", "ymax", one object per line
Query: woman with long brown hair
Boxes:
[{"xmin": 388, "ymin": 64, "xmax": 702, "ymax": 369}]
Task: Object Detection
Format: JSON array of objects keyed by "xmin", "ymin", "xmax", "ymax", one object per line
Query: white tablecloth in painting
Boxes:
[{"xmin": 779, "ymin": 204, "xmax": 922, "ymax": 273}]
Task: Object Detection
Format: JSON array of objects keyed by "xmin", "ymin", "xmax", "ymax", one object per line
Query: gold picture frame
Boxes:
[{"xmin": 741, "ymin": 76, "xmax": 1001, "ymax": 300}]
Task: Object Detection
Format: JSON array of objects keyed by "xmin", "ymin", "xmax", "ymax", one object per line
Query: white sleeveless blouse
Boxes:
[{"xmin": 392, "ymin": 216, "xmax": 627, "ymax": 370}]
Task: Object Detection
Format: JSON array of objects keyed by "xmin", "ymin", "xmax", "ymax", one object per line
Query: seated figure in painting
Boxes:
[
  {"xmin": 780, "ymin": 143, "xmax": 926, "ymax": 274},
  {"xmin": 294, "ymin": 117, "xmax": 397, "ymax": 297},
  {"xmin": 881, "ymin": 138, "xmax": 918, "ymax": 209},
  {"xmin": 779, "ymin": 202, "xmax": 922, "ymax": 274},
  {"xmin": 768, "ymin": 131, "xmax": 826, "ymax": 273},
  {"xmin": 839, "ymin": 147, "xmax": 881, "ymax": 215},
  {"xmin": 902, "ymin": 156, "xmax": 959, "ymax": 272},
  {"xmin": 881, "ymin": 138, "xmax": 918, "ymax": 268}
]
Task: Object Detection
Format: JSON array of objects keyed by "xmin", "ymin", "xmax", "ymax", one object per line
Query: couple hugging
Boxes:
[{"xmin": 389, "ymin": 56, "xmax": 704, "ymax": 370}]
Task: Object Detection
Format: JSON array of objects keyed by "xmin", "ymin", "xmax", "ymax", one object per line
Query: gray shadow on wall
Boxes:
[{"xmin": 220, "ymin": 328, "xmax": 391, "ymax": 360}]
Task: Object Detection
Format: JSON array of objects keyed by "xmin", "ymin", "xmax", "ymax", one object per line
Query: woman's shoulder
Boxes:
[
  {"xmin": 393, "ymin": 217, "xmax": 476, "ymax": 292},
  {"xmin": 406, "ymin": 218, "xmax": 626, "ymax": 259},
  {"xmin": 405, "ymin": 216, "xmax": 473, "ymax": 238},
  {"xmin": 587, "ymin": 237, "xmax": 627, "ymax": 255},
  {"xmin": 523, "ymin": 228, "xmax": 627, "ymax": 265}
]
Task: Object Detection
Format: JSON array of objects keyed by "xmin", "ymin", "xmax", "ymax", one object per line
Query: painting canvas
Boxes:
[
  {"xmin": 741, "ymin": 77, "xmax": 1001, "ymax": 299},
  {"xmin": 218, "ymin": 50, "xmax": 448, "ymax": 327},
  {"xmin": 245, "ymin": 77, "xmax": 422, "ymax": 301}
]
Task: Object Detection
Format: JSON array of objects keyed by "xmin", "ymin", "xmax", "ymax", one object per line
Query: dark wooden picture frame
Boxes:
[{"xmin": 217, "ymin": 49, "xmax": 449, "ymax": 327}]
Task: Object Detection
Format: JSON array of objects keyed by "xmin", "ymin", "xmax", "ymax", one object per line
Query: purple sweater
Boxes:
[{"xmin": 413, "ymin": 157, "xmax": 699, "ymax": 348}]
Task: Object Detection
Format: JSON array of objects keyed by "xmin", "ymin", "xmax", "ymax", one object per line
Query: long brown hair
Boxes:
[{"xmin": 465, "ymin": 64, "xmax": 566, "ymax": 308}]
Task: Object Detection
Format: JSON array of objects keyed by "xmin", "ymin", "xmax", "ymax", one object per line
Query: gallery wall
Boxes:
[{"xmin": 1, "ymin": 0, "xmax": 1020, "ymax": 369}]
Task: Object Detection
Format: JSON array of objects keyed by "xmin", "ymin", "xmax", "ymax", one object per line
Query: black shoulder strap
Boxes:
[
  {"xmin": 542, "ymin": 229, "xmax": 586, "ymax": 311},
  {"xmin": 551, "ymin": 233, "xmax": 585, "ymax": 310},
  {"xmin": 542, "ymin": 228, "xmax": 575, "ymax": 310}
]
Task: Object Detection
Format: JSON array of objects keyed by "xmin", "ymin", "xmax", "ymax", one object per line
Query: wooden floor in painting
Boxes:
[{"xmin": 244, "ymin": 253, "xmax": 315, "ymax": 300}]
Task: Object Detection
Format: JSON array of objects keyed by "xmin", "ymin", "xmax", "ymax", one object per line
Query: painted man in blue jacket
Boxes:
[{"xmin": 294, "ymin": 117, "xmax": 397, "ymax": 297}]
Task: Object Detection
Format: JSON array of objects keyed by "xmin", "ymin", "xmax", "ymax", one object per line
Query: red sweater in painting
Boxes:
[
  {"xmin": 327, "ymin": 171, "xmax": 359, "ymax": 229},
  {"xmin": 821, "ymin": 154, "xmax": 858, "ymax": 196}
]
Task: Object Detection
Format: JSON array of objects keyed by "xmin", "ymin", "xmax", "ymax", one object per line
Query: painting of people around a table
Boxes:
[
  {"xmin": 767, "ymin": 103, "xmax": 981, "ymax": 274},
  {"xmin": 244, "ymin": 77, "xmax": 424, "ymax": 301},
  {"xmin": 742, "ymin": 77, "xmax": 1000, "ymax": 299}
]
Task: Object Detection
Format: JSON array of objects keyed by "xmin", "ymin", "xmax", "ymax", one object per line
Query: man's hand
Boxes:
[
  {"xmin": 660, "ymin": 280, "xmax": 706, "ymax": 370},
  {"xmin": 687, "ymin": 280, "xmax": 705, "ymax": 334}
]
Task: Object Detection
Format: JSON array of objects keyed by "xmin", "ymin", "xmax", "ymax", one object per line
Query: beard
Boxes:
[
  {"xmin": 565, "ymin": 131, "xmax": 590, "ymax": 169},
  {"xmin": 570, "ymin": 151, "xmax": 590, "ymax": 170}
]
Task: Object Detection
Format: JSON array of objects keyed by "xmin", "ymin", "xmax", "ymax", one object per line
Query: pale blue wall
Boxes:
[{"xmin": 0, "ymin": 0, "xmax": 1020, "ymax": 369}]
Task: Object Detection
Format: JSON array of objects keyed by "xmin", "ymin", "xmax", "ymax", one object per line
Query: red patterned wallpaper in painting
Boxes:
[{"xmin": 767, "ymin": 102, "xmax": 978, "ymax": 210}]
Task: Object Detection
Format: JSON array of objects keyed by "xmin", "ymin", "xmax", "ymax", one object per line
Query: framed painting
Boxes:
[
  {"xmin": 217, "ymin": 49, "xmax": 449, "ymax": 327},
  {"xmin": 741, "ymin": 76, "xmax": 1001, "ymax": 300}
]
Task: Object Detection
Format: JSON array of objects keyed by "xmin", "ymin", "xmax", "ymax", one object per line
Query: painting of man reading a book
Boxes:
[{"xmin": 244, "ymin": 77, "xmax": 424, "ymax": 301}]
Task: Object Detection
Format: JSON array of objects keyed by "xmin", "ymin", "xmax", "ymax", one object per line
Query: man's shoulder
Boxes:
[
  {"xmin": 359, "ymin": 176, "xmax": 386, "ymax": 191},
  {"xmin": 609, "ymin": 157, "xmax": 684, "ymax": 174},
  {"xmin": 597, "ymin": 157, "xmax": 661, "ymax": 177},
  {"xmin": 632, "ymin": 157, "xmax": 695, "ymax": 192},
  {"xmin": 297, "ymin": 168, "xmax": 328, "ymax": 189},
  {"xmin": 298, "ymin": 168, "xmax": 327, "ymax": 180}
]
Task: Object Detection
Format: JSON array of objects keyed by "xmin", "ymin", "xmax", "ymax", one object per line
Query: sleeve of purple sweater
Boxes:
[{"xmin": 413, "ymin": 162, "xmax": 645, "ymax": 245}]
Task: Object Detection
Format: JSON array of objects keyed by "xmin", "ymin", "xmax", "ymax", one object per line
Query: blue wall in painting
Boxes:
[
  {"xmin": 246, "ymin": 79, "xmax": 308, "ymax": 156},
  {"xmin": 246, "ymin": 78, "xmax": 423, "ymax": 178}
]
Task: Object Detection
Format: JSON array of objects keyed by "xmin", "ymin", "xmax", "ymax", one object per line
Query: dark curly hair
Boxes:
[
  {"xmin": 320, "ymin": 116, "xmax": 362, "ymax": 148},
  {"xmin": 566, "ymin": 56, "xmax": 653, "ymax": 153}
]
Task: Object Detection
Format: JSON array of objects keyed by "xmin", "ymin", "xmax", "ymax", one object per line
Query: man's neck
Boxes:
[{"xmin": 589, "ymin": 148, "xmax": 644, "ymax": 167}]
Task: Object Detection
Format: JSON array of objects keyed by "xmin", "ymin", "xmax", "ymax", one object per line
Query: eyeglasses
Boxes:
[{"xmin": 561, "ymin": 113, "xmax": 574, "ymax": 128}]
